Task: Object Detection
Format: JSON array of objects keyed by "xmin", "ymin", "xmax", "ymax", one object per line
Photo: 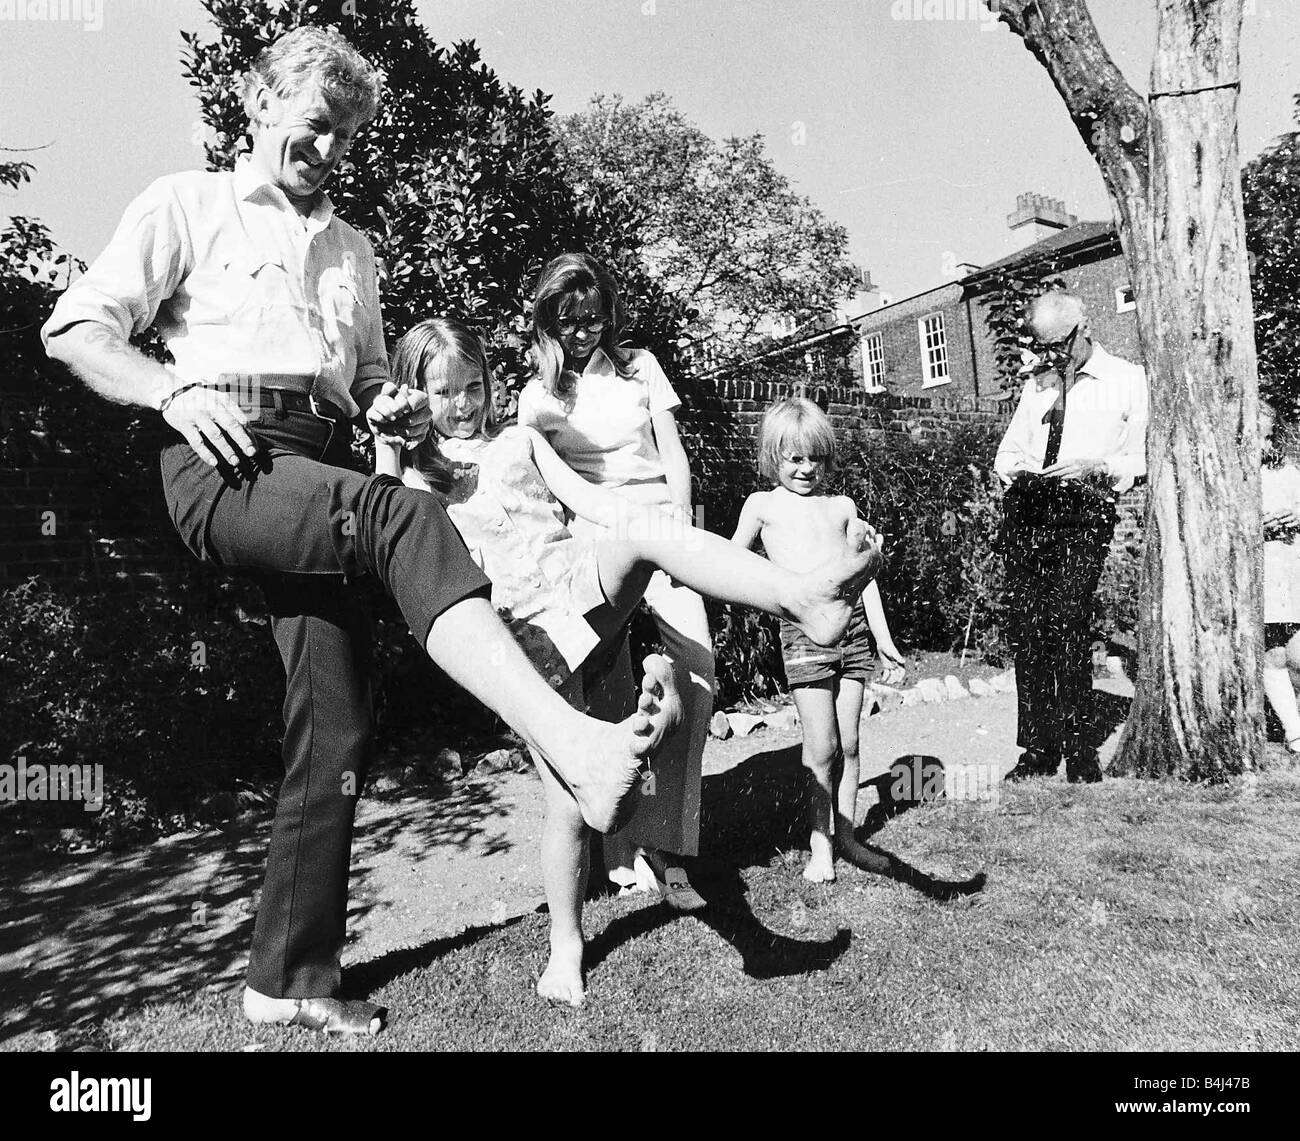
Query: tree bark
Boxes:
[{"xmin": 991, "ymin": 0, "xmax": 1262, "ymax": 779}]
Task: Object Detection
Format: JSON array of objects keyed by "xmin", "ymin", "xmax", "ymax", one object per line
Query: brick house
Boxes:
[
  {"xmin": 852, "ymin": 197, "xmax": 1143, "ymax": 404},
  {"xmin": 734, "ymin": 194, "xmax": 1145, "ymax": 405}
]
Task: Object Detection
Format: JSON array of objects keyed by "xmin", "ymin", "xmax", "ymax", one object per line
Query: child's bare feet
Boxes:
[
  {"xmin": 803, "ymin": 833, "xmax": 836, "ymax": 882},
  {"xmin": 803, "ymin": 856, "xmax": 836, "ymax": 883},
  {"xmin": 784, "ymin": 521, "xmax": 885, "ymax": 647},
  {"xmin": 544, "ymin": 654, "xmax": 683, "ymax": 834},
  {"xmin": 537, "ymin": 935, "xmax": 586, "ymax": 1007}
]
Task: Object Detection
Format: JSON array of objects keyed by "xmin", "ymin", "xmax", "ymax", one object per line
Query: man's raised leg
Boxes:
[{"xmin": 424, "ymin": 597, "xmax": 682, "ymax": 834}]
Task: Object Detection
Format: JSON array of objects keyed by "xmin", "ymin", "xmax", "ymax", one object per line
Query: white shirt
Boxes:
[
  {"xmin": 516, "ymin": 347, "xmax": 680, "ymax": 495},
  {"xmin": 994, "ymin": 343, "xmax": 1148, "ymax": 493},
  {"xmin": 40, "ymin": 158, "xmax": 388, "ymax": 417}
]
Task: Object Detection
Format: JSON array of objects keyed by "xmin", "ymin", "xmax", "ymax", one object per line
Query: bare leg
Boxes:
[
  {"xmin": 828, "ymin": 677, "xmax": 888, "ymax": 873},
  {"xmin": 1264, "ymin": 635, "xmax": 1300, "ymax": 746},
  {"xmin": 589, "ymin": 510, "xmax": 883, "ymax": 648},
  {"xmin": 424, "ymin": 597, "xmax": 681, "ymax": 833},
  {"xmin": 791, "ymin": 681, "xmax": 839, "ymax": 883},
  {"xmin": 533, "ymin": 745, "xmax": 589, "ymax": 1007}
]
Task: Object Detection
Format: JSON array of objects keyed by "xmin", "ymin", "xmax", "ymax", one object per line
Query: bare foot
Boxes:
[
  {"xmin": 537, "ymin": 936, "xmax": 586, "ymax": 1007},
  {"xmin": 784, "ymin": 520, "xmax": 885, "ymax": 647},
  {"xmin": 547, "ymin": 654, "xmax": 683, "ymax": 834},
  {"xmin": 803, "ymin": 856, "xmax": 836, "ymax": 883},
  {"xmin": 243, "ymin": 986, "xmax": 298, "ymax": 1025},
  {"xmin": 804, "ymin": 831, "xmax": 836, "ymax": 882}
]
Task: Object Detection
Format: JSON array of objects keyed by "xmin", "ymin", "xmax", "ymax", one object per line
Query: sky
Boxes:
[{"xmin": 2, "ymin": 0, "xmax": 1298, "ymax": 300}]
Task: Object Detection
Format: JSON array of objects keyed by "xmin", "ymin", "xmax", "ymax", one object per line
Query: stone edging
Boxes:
[{"xmin": 709, "ymin": 670, "xmax": 1019, "ymax": 739}]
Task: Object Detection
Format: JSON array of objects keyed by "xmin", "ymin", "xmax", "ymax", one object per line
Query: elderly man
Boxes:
[
  {"xmin": 994, "ymin": 291, "xmax": 1148, "ymax": 784},
  {"xmin": 43, "ymin": 26, "xmax": 677, "ymax": 1035}
]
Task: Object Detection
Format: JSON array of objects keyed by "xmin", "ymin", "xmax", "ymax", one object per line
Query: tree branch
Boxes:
[{"xmin": 990, "ymin": 0, "xmax": 1151, "ymax": 202}]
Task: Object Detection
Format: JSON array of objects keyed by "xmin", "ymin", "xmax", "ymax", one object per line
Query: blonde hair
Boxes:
[
  {"xmin": 242, "ymin": 26, "xmax": 383, "ymax": 125},
  {"xmin": 528, "ymin": 253, "xmax": 634, "ymax": 396},
  {"xmin": 391, "ymin": 319, "xmax": 497, "ymax": 491},
  {"xmin": 757, "ymin": 397, "xmax": 837, "ymax": 483}
]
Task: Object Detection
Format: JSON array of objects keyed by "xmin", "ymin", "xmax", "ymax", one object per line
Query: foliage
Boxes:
[
  {"xmin": 705, "ymin": 604, "xmax": 786, "ymax": 707},
  {"xmin": 949, "ymin": 463, "xmax": 1011, "ymax": 664},
  {"xmin": 0, "ymin": 577, "xmax": 285, "ymax": 847},
  {"xmin": 833, "ymin": 423, "xmax": 1009, "ymax": 657},
  {"xmin": 182, "ymin": 0, "xmax": 689, "ymax": 410},
  {"xmin": 554, "ymin": 92, "xmax": 860, "ymax": 355},
  {"xmin": 976, "ymin": 258, "xmax": 1067, "ymax": 392},
  {"xmin": 1243, "ymin": 97, "xmax": 1300, "ymax": 411}
]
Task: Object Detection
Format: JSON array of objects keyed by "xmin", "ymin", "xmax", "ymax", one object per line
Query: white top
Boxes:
[
  {"xmin": 40, "ymin": 158, "xmax": 389, "ymax": 417},
  {"xmin": 994, "ymin": 343, "xmax": 1149, "ymax": 493},
  {"xmin": 517, "ymin": 347, "xmax": 680, "ymax": 496},
  {"xmin": 1263, "ymin": 461, "xmax": 1300, "ymax": 624},
  {"xmin": 399, "ymin": 428, "xmax": 607, "ymax": 684}
]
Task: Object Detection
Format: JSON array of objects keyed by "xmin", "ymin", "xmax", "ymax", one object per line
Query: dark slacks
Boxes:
[
  {"xmin": 160, "ymin": 406, "xmax": 489, "ymax": 998},
  {"xmin": 1000, "ymin": 481, "xmax": 1116, "ymax": 764}
]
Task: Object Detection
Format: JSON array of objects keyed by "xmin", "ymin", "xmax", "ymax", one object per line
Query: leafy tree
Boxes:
[
  {"xmin": 1243, "ymin": 94, "xmax": 1300, "ymax": 411},
  {"xmin": 554, "ymin": 92, "xmax": 861, "ymax": 355},
  {"xmin": 182, "ymin": 0, "xmax": 689, "ymax": 408},
  {"xmin": 977, "ymin": 260, "xmax": 1067, "ymax": 392},
  {"xmin": 1, "ymin": 149, "xmax": 84, "ymax": 465}
]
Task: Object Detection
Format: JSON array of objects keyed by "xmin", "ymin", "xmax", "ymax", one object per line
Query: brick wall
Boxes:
[{"xmin": 678, "ymin": 373, "xmax": 1014, "ymax": 531}]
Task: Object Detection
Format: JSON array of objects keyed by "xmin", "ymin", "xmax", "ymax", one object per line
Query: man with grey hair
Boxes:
[
  {"xmin": 994, "ymin": 290, "xmax": 1148, "ymax": 783},
  {"xmin": 43, "ymin": 25, "xmax": 679, "ymax": 1036}
]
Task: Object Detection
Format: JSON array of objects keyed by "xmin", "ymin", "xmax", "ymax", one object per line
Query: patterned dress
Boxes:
[{"xmin": 405, "ymin": 427, "xmax": 608, "ymax": 690}]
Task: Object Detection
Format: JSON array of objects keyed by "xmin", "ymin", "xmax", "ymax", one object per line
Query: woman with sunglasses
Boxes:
[{"xmin": 517, "ymin": 253, "xmax": 712, "ymax": 910}]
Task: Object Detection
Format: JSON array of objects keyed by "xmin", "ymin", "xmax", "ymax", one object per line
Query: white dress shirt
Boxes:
[
  {"xmin": 994, "ymin": 342, "xmax": 1148, "ymax": 493},
  {"xmin": 40, "ymin": 158, "xmax": 389, "ymax": 417}
]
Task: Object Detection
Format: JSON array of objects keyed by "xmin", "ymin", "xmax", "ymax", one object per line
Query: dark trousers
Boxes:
[
  {"xmin": 1001, "ymin": 482, "xmax": 1116, "ymax": 764},
  {"xmin": 160, "ymin": 406, "xmax": 489, "ymax": 997}
]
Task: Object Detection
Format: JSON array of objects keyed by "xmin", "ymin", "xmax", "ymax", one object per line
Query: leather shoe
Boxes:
[
  {"xmin": 1066, "ymin": 753, "xmax": 1103, "ymax": 784},
  {"xmin": 1003, "ymin": 751, "xmax": 1058, "ymax": 782}
]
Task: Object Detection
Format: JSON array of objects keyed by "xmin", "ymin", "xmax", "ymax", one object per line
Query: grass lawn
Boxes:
[{"xmin": 85, "ymin": 752, "xmax": 1300, "ymax": 1052}]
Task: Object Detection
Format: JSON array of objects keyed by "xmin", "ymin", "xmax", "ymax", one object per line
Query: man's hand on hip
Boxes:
[{"xmin": 163, "ymin": 385, "xmax": 258, "ymax": 468}]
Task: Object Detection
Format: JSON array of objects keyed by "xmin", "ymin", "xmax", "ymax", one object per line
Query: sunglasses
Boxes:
[
  {"xmin": 555, "ymin": 316, "xmax": 609, "ymax": 336},
  {"xmin": 1032, "ymin": 323, "xmax": 1080, "ymax": 359}
]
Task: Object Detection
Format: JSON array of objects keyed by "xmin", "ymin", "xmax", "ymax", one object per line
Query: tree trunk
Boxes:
[{"xmin": 992, "ymin": 0, "xmax": 1262, "ymax": 779}]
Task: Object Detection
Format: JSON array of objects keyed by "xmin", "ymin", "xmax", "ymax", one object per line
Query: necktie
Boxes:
[{"xmin": 1042, "ymin": 361, "xmax": 1075, "ymax": 468}]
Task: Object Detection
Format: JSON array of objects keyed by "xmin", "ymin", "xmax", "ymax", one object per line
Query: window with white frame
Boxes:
[
  {"xmin": 860, "ymin": 332, "xmax": 886, "ymax": 392},
  {"xmin": 1115, "ymin": 284, "xmax": 1136, "ymax": 313},
  {"xmin": 918, "ymin": 313, "xmax": 949, "ymax": 387}
]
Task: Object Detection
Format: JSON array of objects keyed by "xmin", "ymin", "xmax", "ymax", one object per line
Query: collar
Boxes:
[
  {"xmin": 578, "ymin": 346, "xmax": 616, "ymax": 377},
  {"xmin": 233, "ymin": 156, "xmax": 335, "ymax": 230},
  {"xmin": 1077, "ymin": 342, "xmax": 1120, "ymax": 380}
]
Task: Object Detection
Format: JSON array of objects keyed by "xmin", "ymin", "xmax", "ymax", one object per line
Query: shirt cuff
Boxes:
[{"xmin": 41, "ymin": 289, "xmax": 135, "ymax": 350}]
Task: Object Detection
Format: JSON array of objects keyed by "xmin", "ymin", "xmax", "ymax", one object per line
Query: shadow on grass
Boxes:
[
  {"xmin": 583, "ymin": 859, "xmax": 852, "ymax": 981},
  {"xmin": 702, "ymin": 744, "xmax": 986, "ymax": 904},
  {"xmin": 0, "ymin": 768, "xmax": 521, "ymax": 1045},
  {"xmin": 342, "ymin": 913, "xmax": 530, "ymax": 997}
]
